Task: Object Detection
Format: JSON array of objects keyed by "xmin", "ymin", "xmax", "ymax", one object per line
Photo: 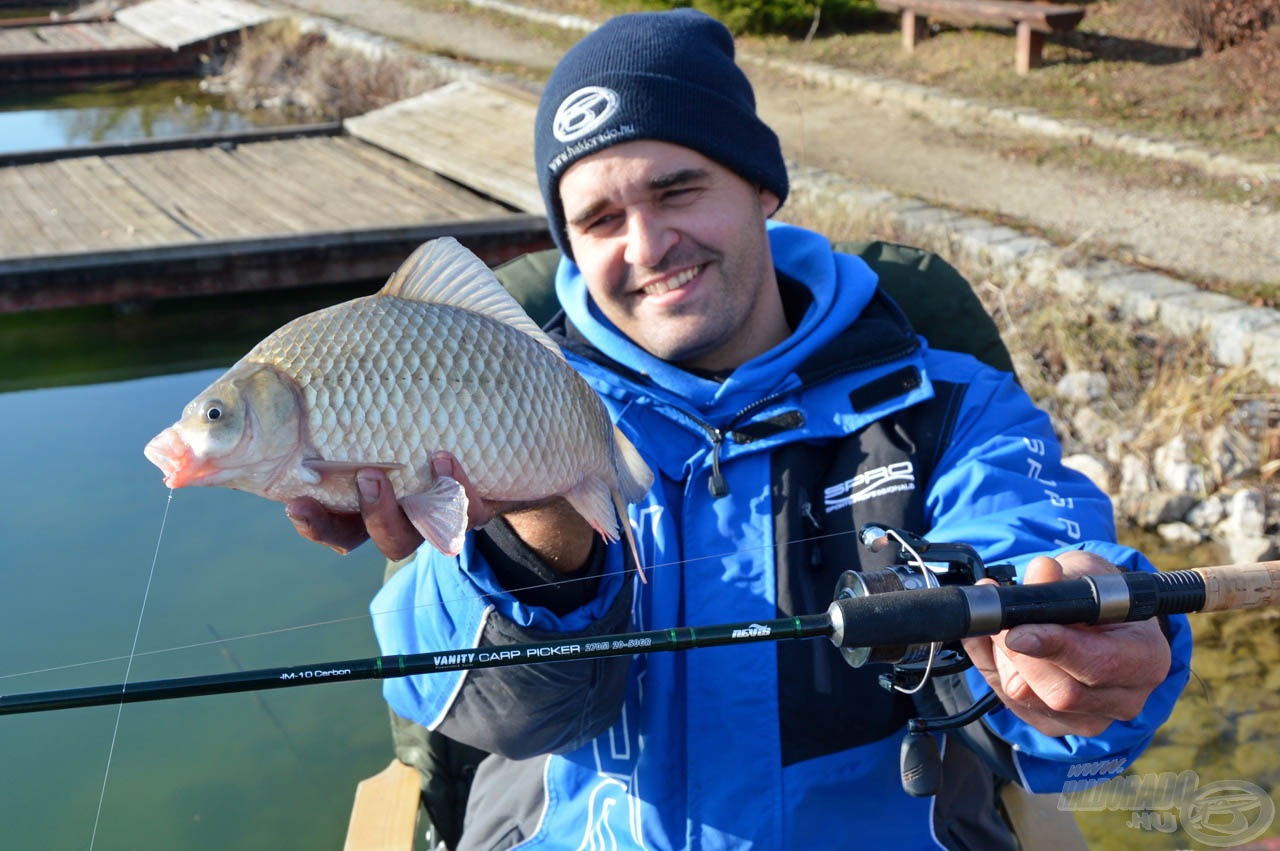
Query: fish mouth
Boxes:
[{"xmin": 144, "ymin": 427, "xmax": 218, "ymax": 489}]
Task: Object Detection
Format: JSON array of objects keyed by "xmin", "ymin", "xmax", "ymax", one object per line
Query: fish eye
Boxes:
[{"xmin": 202, "ymin": 399, "xmax": 226, "ymax": 422}]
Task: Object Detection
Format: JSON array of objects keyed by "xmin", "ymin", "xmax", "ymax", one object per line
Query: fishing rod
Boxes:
[{"xmin": 3, "ymin": 525, "xmax": 1275, "ymax": 720}]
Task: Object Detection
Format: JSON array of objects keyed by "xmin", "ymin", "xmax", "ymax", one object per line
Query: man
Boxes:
[{"xmin": 288, "ymin": 9, "xmax": 1191, "ymax": 849}]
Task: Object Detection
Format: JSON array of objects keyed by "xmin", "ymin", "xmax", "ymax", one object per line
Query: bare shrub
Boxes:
[
  {"xmin": 213, "ymin": 21, "xmax": 441, "ymax": 120},
  {"xmin": 1174, "ymin": 0, "xmax": 1280, "ymax": 51}
]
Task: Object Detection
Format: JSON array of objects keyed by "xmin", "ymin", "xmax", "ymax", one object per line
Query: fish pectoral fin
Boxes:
[
  {"xmin": 300, "ymin": 459, "xmax": 404, "ymax": 484},
  {"xmin": 402, "ymin": 476, "xmax": 469, "ymax": 557}
]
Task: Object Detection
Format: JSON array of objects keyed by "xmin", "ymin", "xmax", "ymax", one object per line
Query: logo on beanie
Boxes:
[{"xmin": 553, "ymin": 86, "xmax": 621, "ymax": 143}]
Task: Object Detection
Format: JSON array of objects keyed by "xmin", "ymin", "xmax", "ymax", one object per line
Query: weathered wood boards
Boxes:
[
  {"xmin": 115, "ymin": 0, "xmax": 278, "ymax": 52},
  {"xmin": 0, "ymin": 135, "xmax": 510, "ymax": 260},
  {"xmin": 0, "ymin": 0, "xmax": 279, "ymax": 81},
  {"xmin": 346, "ymin": 80, "xmax": 545, "ymax": 216},
  {"xmin": 0, "ymin": 120, "xmax": 550, "ymax": 311}
]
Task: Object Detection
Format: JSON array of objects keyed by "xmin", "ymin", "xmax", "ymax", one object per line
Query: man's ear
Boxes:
[{"xmin": 759, "ymin": 188, "xmax": 782, "ymax": 217}]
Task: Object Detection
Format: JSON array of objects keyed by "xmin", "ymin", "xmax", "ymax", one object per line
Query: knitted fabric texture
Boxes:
[{"xmin": 534, "ymin": 9, "xmax": 789, "ymax": 257}]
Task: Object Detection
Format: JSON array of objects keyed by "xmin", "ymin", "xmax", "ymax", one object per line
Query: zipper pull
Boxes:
[{"xmin": 707, "ymin": 428, "xmax": 729, "ymax": 497}]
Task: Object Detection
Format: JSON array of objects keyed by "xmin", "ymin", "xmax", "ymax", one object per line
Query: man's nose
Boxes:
[{"xmin": 623, "ymin": 210, "xmax": 677, "ymax": 268}]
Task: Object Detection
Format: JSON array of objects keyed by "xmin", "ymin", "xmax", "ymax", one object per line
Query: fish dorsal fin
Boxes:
[{"xmin": 380, "ymin": 237, "xmax": 566, "ymax": 362}]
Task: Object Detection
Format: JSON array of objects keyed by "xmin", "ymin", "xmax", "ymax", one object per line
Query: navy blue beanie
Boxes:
[{"xmin": 535, "ymin": 9, "xmax": 789, "ymax": 258}]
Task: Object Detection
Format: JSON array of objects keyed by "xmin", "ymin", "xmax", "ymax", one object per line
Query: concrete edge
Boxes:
[{"xmin": 787, "ymin": 162, "xmax": 1280, "ymax": 387}]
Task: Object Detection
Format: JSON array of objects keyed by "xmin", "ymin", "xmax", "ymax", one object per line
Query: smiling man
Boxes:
[
  {"xmin": 559, "ymin": 141, "xmax": 789, "ymax": 371},
  {"xmin": 288, "ymin": 9, "xmax": 1192, "ymax": 850}
]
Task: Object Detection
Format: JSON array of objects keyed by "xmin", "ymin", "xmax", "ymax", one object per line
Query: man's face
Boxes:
[{"xmin": 559, "ymin": 140, "xmax": 787, "ymax": 373}]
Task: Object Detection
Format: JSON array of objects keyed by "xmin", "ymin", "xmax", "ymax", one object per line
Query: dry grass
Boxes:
[
  {"xmin": 211, "ymin": 20, "xmax": 442, "ymax": 120},
  {"xmin": 744, "ymin": 0, "xmax": 1280, "ymax": 163}
]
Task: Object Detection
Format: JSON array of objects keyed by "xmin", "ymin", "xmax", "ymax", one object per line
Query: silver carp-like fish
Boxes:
[{"xmin": 144, "ymin": 237, "xmax": 653, "ymax": 559}]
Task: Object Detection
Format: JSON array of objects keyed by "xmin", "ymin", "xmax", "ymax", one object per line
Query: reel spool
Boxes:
[{"xmin": 833, "ymin": 524, "xmax": 1017, "ymax": 796}]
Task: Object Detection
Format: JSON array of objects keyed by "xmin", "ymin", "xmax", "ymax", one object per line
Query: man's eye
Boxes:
[
  {"xmin": 586, "ymin": 212, "xmax": 621, "ymax": 231},
  {"xmin": 662, "ymin": 187, "xmax": 702, "ymax": 205}
]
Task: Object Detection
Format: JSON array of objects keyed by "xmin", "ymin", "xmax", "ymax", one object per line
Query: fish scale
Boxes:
[{"xmin": 144, "ymin": 237, "xmax": 653, "ymax": 560}]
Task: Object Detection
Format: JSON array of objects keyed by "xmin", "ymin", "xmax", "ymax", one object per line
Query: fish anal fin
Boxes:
[{"xmin": 402, "ymin": 476, "xmax": 469, "ymax": 557}]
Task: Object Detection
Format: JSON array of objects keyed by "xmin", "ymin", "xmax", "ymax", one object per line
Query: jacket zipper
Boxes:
[{"xmin": 697, "ymin": 338, "xmax": 919, "ymax": 498}]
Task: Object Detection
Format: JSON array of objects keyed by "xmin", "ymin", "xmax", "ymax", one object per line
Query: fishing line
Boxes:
[
  {"xmin": 3, "ymin": 527, "xmax": 865, "ymax": 689},
  {"xmin": 88, "ymin": 488, "xmax": 173, "ymax": 851}
]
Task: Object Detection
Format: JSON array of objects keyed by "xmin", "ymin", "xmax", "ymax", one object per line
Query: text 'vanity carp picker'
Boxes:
[{"xmin": 4, "ymin": 525, "xmax": 1279, "ymax": 797}]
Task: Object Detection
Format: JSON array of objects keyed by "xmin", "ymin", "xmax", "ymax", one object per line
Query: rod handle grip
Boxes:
[{"xmin": 1191, "ymin": 560, "xmax": 1280, "ymax": 612}]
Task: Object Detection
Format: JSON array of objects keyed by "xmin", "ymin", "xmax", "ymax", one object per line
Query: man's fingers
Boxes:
[
  {"xmin": 357, "ymin": 469, "xmax": 424, "ymax": 560},
  {"xmin": 962, "ymin": 552, "xmax": 1171, "ymax": 736},
  {"xmin": 286, "ymin": 498, "xmax": 370, "ymax": 555},
  {"xmin": 430, "ymin": 451, "xmax": 495, "ymax": 529}
]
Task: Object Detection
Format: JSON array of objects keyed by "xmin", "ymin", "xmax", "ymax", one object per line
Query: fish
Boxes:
[{"xmin": 144, "ymin": 237, "xmax": 654, "ymax": 563}]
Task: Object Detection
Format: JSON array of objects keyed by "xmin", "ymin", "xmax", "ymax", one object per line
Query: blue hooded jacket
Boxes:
[{"xmin": 372, "ymin": 222, "xmax": 1192, "ymax": 850}]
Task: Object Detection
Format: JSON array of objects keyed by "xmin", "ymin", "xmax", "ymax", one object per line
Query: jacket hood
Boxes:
[{"xmin": 554, "ymin": 221, "xmax": 918, "ymax": 424}]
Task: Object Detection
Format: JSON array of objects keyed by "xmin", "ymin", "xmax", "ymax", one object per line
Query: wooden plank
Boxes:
[
  {"xmin": 343, "ymin": 760, "xmax": 420, "ymax": 851},
  {"xmin": 17, "ymin": 161, "xmax": 110, "ymax": 251},
  {"xmin": 0, "ymin": 169, "xmax": 59, "ymax": 255},
  {"xmin": 10, "ymin": 164, "xmax": 84, "ymax": 248},
  {"xmin": 51, "ymin": 157, "xmax": 196, "ymax": 247},
  {"xmin": 214, "ymin": 138, "xmax": 509, "ymax": 231},
  {"xmin": 346, "ymin": 80, "xmax": 545, "ymax": 215},
  {"xmin": 3, "ymin": 122, "xmax": 342, "ymax": 167},
  {"xmin": 101, "ymin": 148, "xmax": 240, "ymax": 237},
  {"xmin": 311, "ymin": 137, "xmax": 513, "ymax": 219},
  {"xmin": 0, "ymin": 21, "xmax": 153, "ymax": 56},
  {"xmin": 226, "ymin": 140, "xmax": 404, "ymax": 229},
  {"xmin": 116, "ymin": 0, "xmax": 277, "ymax": 51},
  {"xmin": 0, "ymin": 217, "xmax": 553, "ymax": 312},
  {"xmin": 95, "ymin": 136, "xmax": 513, "ymax": 242}
]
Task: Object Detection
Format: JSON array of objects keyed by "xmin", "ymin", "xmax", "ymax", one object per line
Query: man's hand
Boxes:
[
  {"xmin": 285, "ymin": 452, "xmax": 597, "ymax": 572},
  {"xmin": 960, "ymin": 551, "xmax": 1172, "ymax": 738},
  {"xmin": 285, "ymin": 452, "xmax": 496, "ymax": 561}
]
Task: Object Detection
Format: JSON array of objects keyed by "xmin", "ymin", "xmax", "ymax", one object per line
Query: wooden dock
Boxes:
[
  {"xmin": 0, "ymin": 0, "xmax": 279, "ymax": 82},
  {"xmin": 346, "ymin": 80, "xmax": 545, "ymax": 216},
  {"xmin": 0, "ymin": 81, "xmax": 552, "ymax": 312}
]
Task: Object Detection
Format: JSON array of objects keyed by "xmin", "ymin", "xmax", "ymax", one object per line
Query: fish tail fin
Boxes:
[
  {"xmin": 612, "ymin": 487, "xmax": 648, "ymax": 585},
  {"xmin": 609, "ymin": 426, "xmax": 652, "ymax": 584},
  {"xmin": 563, "ymin": 475, "xmax": 648, "ymax": 585}
]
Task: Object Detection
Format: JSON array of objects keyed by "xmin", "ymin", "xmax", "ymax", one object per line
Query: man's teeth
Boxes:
[{"xmin": 643, "ymin": 266, "xmax": 700, "ymax": 296}]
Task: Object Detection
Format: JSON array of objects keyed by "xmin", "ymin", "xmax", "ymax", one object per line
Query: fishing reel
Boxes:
[{"xmin": 835, "ymin": 524, "xmax": 1017, "ymax": 797}]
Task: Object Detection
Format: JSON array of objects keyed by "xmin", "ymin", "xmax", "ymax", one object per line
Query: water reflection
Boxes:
[
  {"xmin": 0, "ymin": 78, "xmax": 293, "ymax": 155},
  {"xmin": 1071, "ymin": 532, "xmax": 1280, "ymax": 847}
]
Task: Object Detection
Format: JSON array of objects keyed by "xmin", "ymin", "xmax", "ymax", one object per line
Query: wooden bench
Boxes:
[{"xmin": 875, "ymin": 0, "xmax": 1086, "ymax": 73}]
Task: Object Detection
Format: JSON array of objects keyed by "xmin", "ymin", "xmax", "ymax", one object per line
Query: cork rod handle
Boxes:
[{"xmin": 1191, "ymin": 560, "xmax": 1280, "ymax": 612}]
